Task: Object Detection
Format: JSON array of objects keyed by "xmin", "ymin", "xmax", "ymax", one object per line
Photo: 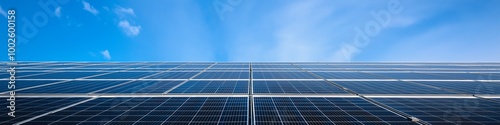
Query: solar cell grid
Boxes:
[
  {"xmin": 412, "ymin": 81, "xmax": 500, "ymax": 94},
  {"xmin": 253, "ymin": 81, "xmax": 347, "ymax": 94},
  {"xmin": 253, "ymin": 72, "xmax": 318, "ymax": 79},
  {"xmin": 0, "ymin": 80, "xmax": 59, "ymax": 93},
  {"xmin": 194, "ymin": 72, "xmax": 249, "ymax": 79},
  {"xmin": 144, "ymin": 72, "xmax": 199, "ymax": 79},
  {"xmin": 374, "ymin": 98, "xmax": 500, "ymax": 124},
  {"xmin": 312, "ymin": 72, "xmax": 387, "ymax": 79},
  {"xmin": 88, "ymin": 72, "xmax": 159, "ymax": 79},
  {"xmin": 94, "ymin": 81, "xmax": 183, "ymax": 93},
  {"xmin": 169, "ymin": 80, "xmax": 248, "ymax": 94},
  {"xmin": 5, "ymin": 62, "xmax": 500, "ymax": 125},
  {"xmin": 0, "ymin": 98, "xmax": 88, "ymax": 125},
  {"xmin": 25, "ymin": 97, "xmax": 248, "ymax": 125},
  {"xmin": 20, "ymin": 72, "xmax": 107, "ymax": 79},
  {"xmin": 254, "ymin": 97, "xmax": 416, "ymax": 125},
  {"xmin": 18, "ymin": 81, "xmax": 125, "ymax": 93},
  {"xmin": 332, "ymin": 81, "xmax": 455, "ymax": 94},
  {"xmin": 369, "ymin": 72, "xmax": 453, "ymax": 80}
]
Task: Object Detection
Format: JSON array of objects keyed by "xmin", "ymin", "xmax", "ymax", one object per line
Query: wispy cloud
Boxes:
[
  {"xmin": 82, "ymin": 0, "xmax": 99, "ymax": 15},
  {"xmin": 114, "ymin": 6, "xmax": 140, "ymax": 37},
  {"xmin": 55, "ymin": 6, "xmax": 61, "ymax": 17},
  {"xmin": 114, "ymin": 6, "xmax": 135, "ymax": 17},
  {"xmin": 0, "ymin": 6, "xmax": 7, "ymax": 18},
  {"xmin": 118, "ymin": 20, "xmax": 141, "ymax": 37},
  {"xmin": 100, "ymin": 50, "xmax": 111, "ymax": 60}
]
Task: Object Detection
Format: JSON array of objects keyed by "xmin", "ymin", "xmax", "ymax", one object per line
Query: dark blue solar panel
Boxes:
[
  {"xmin": 370, "ymin": 72, "xmax": 453, "ymax": 79},
  {"xmin": 312, "ymin": 72, "xmax": 387, "ymax": 79},
  {"xmin": 333, "ymin": 81, "xmax": 455, "ymax": 94},
  {"xmin": 428, "ymin": 73, "xmax": 500, "ymax": 80},
  {"xmin": 374, "ymin": 98, "xmax": 500, "ymax": 124},
  {"xmin": 194, "ymin": 72, "xmax": 249, "ymax": 79},
  {"xmin": 25, "ymin": 97, "xmax": 248, "ymax": 125},
  {"xmin": 145, "ymin": 72, "xmax": 199, "ymax": 79},
  {"xmin": 252, "ymin": 64, "xmax": 297, "ymax": 69},
  {"xmin": 413, "ymin": 81, "xmax": 500, "ymax": 94},
  {"xmin": 296, "ymin": 65, "xmax": 339, "ymax": 68},
  {"xmin": 170, "ymin": 81, "xmax": 248, "ymax": 94},
  {"xmin": 0, "ymin": 80, "xmax": 59, "ymax": 93},
  {"xmin": 89, "ymin": 72, "xmax": 159, "ymax": 79},
  {"xmin": 177, "ymin": 65, "xmax": 211, "ymax": 69},
  {"xmin": 20, "ymin": 72, "xmax": 106, "ymax": 79},
  {"xmin": 0, "ymin": 98, "xmax": 87, "ymax": 125},
  {"xmin": 18, "ymin": 81, "xmax": 125, "ymax": 93},
  {"xmin": 253, "ymin": 72, "xmax": 318, "ymax": 79},
  {"xmin": 211, "ymin": 65, "xmax": 249, "ymax": 69},
  {"xmin": 254, "ymin": 97, "xmax": 416, "ymax": 125},
  {"xmin": 94, "ymin": 81, "xmax": 183, "ymax": 93},
  {"xmin": 253, "ymin": 81, "xmax": 347, "ymax": 94}
]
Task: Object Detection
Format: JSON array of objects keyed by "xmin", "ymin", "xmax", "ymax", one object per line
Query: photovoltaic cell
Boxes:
[
  {"xmin": 369, "ymin": 72, "xmax": 453, "ymax": 79},
  {"xmin": 144, "ymin": 72, "xmax": 199, "ymax": 79},
  {"xmin": 18, "ymin": 81, "xmax": 125, "ymax": 93},
  {"xmin": 428, "ymin": 73, "xmax": 500, "ymax": 80},
  {"xmin": 25, "ymin": 97, "xmax": 248, "ymax": 125},
  {"xmin": 0, "ymin": 80, "xmax": 59, "ymax": 93},
  {"xmin": 170, "ymin": 80, "xmax": 248, "ymax": 94},
  {"xmin": 211, "ymin": 65, "xmax": 249, "ymax": 69},
  {"xmin": 254, "ymin": 97, "xmax": 416, "ymax": 125},
  {"xmin": 19, "ymin": 72, "xmax": 106, "ymax": 79},
  {"xmin": 413, "ymin": 81, "xmax": 500, "ymax": 94},
  {"xmin": 88, "ymin": 72, "xmax": 159, "ymax": 79},
  {"xmin": 194, "ymin": 72, "xmax": 249, "ymax": 79},
  {"xmin": 374, "ymin": 98, "xmax": 500, "ymax": 124},
  {"xmin": 253, "ymin": 72, "xmax": 318, "ymax": 79},
  {"xmin": 312, "ymin": 72, "xmax": 387, "ymax": 79},
  {"xmin": 252, "ymin": 64, "xmax": 297, "ymax": 69},
  {"xmin": 333, "ymin": 81, "xmax": 455, "ymax": 94},
  {"xmin": 94, "ymin": 81, "xmax": 183, "ymax": 93},
  {"xmin": 0, "ymin": 98, "xmax": 88, "ymax": 125},
  {"xmin": 253, "ymin": 81, "xmax": 347, "ymax": 94}
]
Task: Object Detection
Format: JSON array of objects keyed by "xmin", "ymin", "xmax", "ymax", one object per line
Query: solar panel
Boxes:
[
  {"xmin": 333, "ymin": 81, "xmax": 456, "ymax": 94},
  {"xmin": 312, "ymin": 72, "xmax": 387, "ymax": 79},
  {"xmin": 19, "ymin": 72, "xmax": 106, "ymax": 79},
  {"xmin": 169, "ymin": 80, "xmax": 248, "ymax": 94},
  {"xmin": 17, "ymin": 81, "xmax": 125, "ymax": 93},
  {"xmin": 0, "ymin": 98, "xmax": 88, "ymax": 125},
  {"xmin": 94, "ymin": 81, "xmax": 183, "ymax": 93},
  {"xmin": 374, "ymin": 98, "xmax": 500, "ymax": 124},
  {"xmin": 412, "ymin": 81, "xmax": 500, "ymax": 94},
  {"xmin": 25, "ymin": 97, "xmax": 248, "ymax": 125},
  {"xmin": 254, "ymin": 97, "xmax": 416, "ymax": 124},
  {"xmin": 253, "ymin": 72, "xmax": 318, "ymax": 79},
  {"xmin": 369, "ymin": 72, "xmax": 453, "ymax": 79},
  {"xmin": 88, "ymin": 72, "xmax": 159, "ymax": 79},
  {"xmin": 194, "ymin": 72, "xmax": 249, "ymax": 79},
  {"xmin": 144, "ymin": 72, "xmax": 199, "ymax": 79},
  {"xmin": 5, "ymin": 62, "xmax": 500, "ymax": 125},
  {"xmin": 253, "ymin": 81, "xmax": 347, "ymax": 94}
]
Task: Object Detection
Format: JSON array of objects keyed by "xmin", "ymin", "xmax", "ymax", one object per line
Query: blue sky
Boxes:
[{"xmin": 1, "ymin": 0, "xmax": 499, "ymax": 62}]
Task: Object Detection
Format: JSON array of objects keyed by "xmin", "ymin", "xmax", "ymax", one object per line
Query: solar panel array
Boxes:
[{"xmin": 2, "ymin": 62, "xmax": 500, "ymax": 125}]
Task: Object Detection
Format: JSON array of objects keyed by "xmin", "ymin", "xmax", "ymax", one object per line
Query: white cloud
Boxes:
[
  {"xmin": 82, "ymin": 0, "xmax": 99, "ymax": 15},
  {"xmin": 118, "ymin": 20, "xmax": 141, "ymax": 36},
  {"xmin": 100, "ymin": 50, "xmax": 111, "ymax": 60},
  {"xmin": 0, "ymin": 6, "xmax": 6, "ymax": 18},
  {"xmin": 114, "ymin": 6, "xmax": 135, "ymax": 17},
  {"xmin": 55, "ymin": 6, "xmax": 61, "ymax": 17}
]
